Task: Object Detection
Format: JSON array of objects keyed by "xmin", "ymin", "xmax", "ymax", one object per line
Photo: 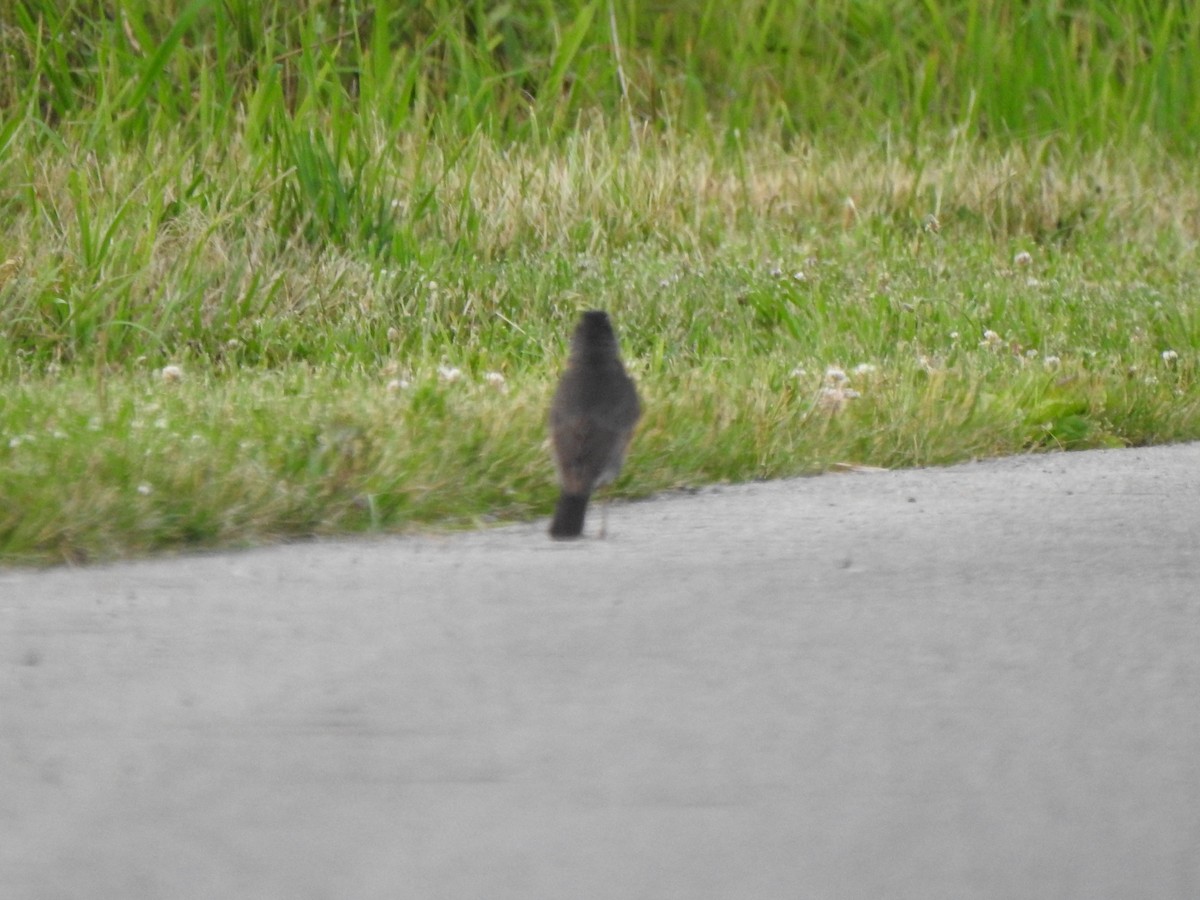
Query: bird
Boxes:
[{"xmin": 548, "ymin": 310, "xmax": 641, "ymax": 539}]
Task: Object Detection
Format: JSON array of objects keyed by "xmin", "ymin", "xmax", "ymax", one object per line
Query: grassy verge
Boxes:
[{"xmin": 3, "ymin": 1, "xmax": 1200, "ymax": 564}]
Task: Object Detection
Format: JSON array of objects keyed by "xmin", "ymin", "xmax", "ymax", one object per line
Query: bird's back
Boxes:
[{"xmin": 549, "ymin": 313, "xmax": 641, "ymax": 495}]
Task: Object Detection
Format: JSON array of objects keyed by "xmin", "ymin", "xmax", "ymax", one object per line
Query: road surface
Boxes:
[{"xmin": 2, "ymin": 443, "xmax": 1199, "ymax": 899}]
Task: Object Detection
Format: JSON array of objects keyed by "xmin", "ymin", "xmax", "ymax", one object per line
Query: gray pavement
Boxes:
[{"xmin": 2, "ymin": 443, "xmax": 1199, "ymax": 899}]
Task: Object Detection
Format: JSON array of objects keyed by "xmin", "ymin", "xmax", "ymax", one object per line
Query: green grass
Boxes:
[{"xmin": 3, "ymin": 0, "xmax": 1200, "ymax": 564}]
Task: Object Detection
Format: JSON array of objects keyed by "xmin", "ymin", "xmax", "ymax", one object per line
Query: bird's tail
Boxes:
[{"xmin": 549, "ymin": 492, "xmax": 589, "ymax": 539}]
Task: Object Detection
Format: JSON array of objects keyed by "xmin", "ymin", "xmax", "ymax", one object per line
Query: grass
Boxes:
[{"xmin": 3, "ymin": 0, "xmax": 1200, "ymax": 564}]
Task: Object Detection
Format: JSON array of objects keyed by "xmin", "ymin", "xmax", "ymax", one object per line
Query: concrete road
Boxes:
[{"xmin": 2, "ymin": 444, "xmax": 1199, "ymax": 899}]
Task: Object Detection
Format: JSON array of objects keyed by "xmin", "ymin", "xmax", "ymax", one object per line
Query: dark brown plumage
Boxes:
[{"xmin": 548, "ymin": 311, "xmax": 641, "ymax": 539}]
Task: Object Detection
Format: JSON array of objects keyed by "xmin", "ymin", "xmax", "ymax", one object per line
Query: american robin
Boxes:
[{"xmin": 548, "ymin": 311, "xmax": 641, "ymax": 539}]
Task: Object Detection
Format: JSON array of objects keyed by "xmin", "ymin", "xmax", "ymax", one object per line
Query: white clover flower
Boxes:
[
  {"xmin": 1014, "ymin": 250, "xmax": 1033, "ymax": 267},
  {"xmin": 824, "ymin": 366, "xmax": 848, "ymax": 384},
  {"xmin": 1043, "ymin": 355, "xmax": 1061, "ymax": 370},
  {"xmin": 484, "ymin": 371, "xmax": 507, "ymax": 392},
  {"xmin": 386, "ymin": 379, "xmax": 410, "ymax": 393},
  {"xmin": 818, "ymin": 386, "xmax": 859, "ymax": 412},
  {"xmin": 789, "ymin": 366, "xmax": 808, "ymax": 379},
  {"xmin": 793, "ymin": 271, "xmax": 806, "ymax": 282},
  {"xmin": 137, "ymin": 483, "xmax": 153, "ymax": 496},
  {"xmin": 853, "ymin": 363, "xmax": 877, "ymax": 375},
  {"xmin": 161, "ymin": 365, "xmax": 184, "ymax": 383},
  {"xmin": 979, "ymin": 330, "xmax": 1004, "ymax": 350},
  {"xmin": 1162, "ymin": 349, "xmax": 1179, "ymax": 363},
  {"xmin": 437, "ymin": 365, "xmax": 462, "ymax": 383},
  {"xmin": 949, "ymin": 331, "xmax": 960, "ymax": 341}
]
